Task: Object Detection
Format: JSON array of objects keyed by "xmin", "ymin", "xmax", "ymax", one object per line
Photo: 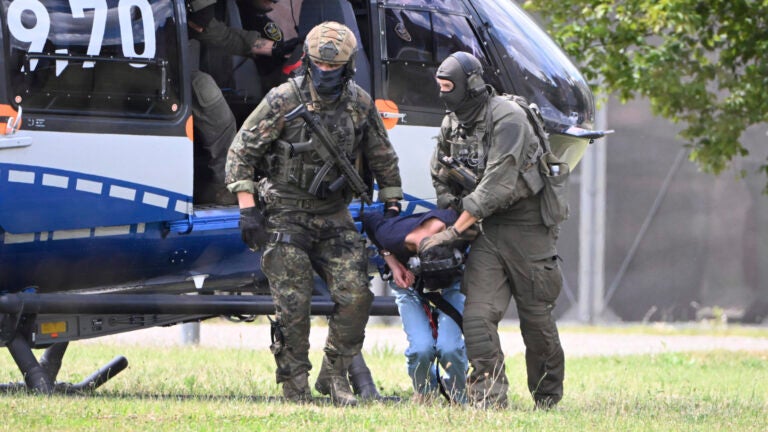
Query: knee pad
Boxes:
[{"xmin": 463, "ymin": 316, "xmax": 496, "ymax": 359}]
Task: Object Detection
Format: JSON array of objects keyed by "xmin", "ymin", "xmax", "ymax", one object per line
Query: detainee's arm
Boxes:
[{"xmin": 383, "ymin": 253, "xmax": 415, "ymax": 288}]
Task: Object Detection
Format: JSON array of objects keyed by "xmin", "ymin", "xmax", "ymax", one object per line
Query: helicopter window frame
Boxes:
[
  {"xmin": 1, "ymin": 0, "xmax": 183, "ymax": 120},
  {"xmin": 380, "ymin": 5, "xmax": 490, "ymax": 115}
]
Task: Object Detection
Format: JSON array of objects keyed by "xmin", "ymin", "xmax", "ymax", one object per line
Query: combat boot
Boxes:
[
  {"xmin": 315, "ymin": 356, "xmax": 358, "ymax": 406},
  {"xmin": 348, "ymin": 353, "xmax": 383, "ymax": 401},
  {"xmin": 282, "ymin": 373, "xmax": 312, "ymax": 403}
]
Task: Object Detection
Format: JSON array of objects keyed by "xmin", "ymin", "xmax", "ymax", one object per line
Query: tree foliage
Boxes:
[{"xmin": 523, "ymin": 0, "xmax": 768, "ymax": 181}]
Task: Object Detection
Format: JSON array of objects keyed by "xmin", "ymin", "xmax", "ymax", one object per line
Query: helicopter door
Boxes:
[
  {"xmin": 372, "ymin": 0, "xmax": 496, "ymax": 126},
  {"xmin": 0, "ymin": 0, "xmax": 192, "ymax": 234}
]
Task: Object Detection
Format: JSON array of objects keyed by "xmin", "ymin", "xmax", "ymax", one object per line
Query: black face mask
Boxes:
[
  {"xmin": 438, "ymin": 81, "xmax": 487, "ymax": 124},
  {"xmin": 437, "ymin": 56, "xmax": 488, "ymax": 124},
  {"xmin": 309, "ymin": 62, "xmax": 345, "ymax": 100}
]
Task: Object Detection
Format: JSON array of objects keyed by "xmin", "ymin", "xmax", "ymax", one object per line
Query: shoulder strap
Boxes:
[
  {"xmin": 480, "ymin": 99, "xmax": 494, "ymax": 169},
  {"xmin": 288, "ymin": 76, "xmax": 306, "ymax": 106},
  {"xmin": 512, "ymin": 96, "xmax": 552, "ymax": 154}
]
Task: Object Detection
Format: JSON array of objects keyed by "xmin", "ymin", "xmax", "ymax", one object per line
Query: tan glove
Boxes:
[{"xmin": 417, "ymin": 226, "xmax": 460, "ymax": 254}]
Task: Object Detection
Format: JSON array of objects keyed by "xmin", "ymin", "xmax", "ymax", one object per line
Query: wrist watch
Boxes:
[{"xmin": 380, "ymin": 250, "xmax": 392, "ymax": 256}]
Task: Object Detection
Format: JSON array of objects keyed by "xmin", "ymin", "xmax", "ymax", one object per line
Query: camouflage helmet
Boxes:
[{"xmin": 304, "ymin": 21, "xmax": 357, "ymax": 66}]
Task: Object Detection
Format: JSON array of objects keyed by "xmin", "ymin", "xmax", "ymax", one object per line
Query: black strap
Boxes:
[
  {"xmin": 514, "ymin": 97, "xmax": 551, "ymax": 153},
  {"xmin": 414, "ymin": 277, "xmax": 463, "ymax": 403},
  {"xmin": 415, "ymin": 277, "xmax": 463, "ymax": 331}
]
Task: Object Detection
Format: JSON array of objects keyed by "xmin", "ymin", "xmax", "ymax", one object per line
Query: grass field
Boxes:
[{"xmin": 1, "ymin": 326, "xmax": 767, "ymax": 431}]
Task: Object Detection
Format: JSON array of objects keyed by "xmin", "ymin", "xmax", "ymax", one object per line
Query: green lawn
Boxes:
[{"xmin": 1, "ymin": 330, "xmax": 767, "ymax": 431}]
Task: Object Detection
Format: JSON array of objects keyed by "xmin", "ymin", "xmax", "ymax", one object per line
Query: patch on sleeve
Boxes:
[{"xmin": 264, "ymin": 22, "xmax": 283, "ymax": 41}]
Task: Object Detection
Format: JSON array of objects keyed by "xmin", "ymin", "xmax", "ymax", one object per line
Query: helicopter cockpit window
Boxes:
[
  {"xmin": 383, "ymin": 6, "xmax": 486, "ymax": 113},
  {"xmin": 2, "ymin": 0, "xmax": 180, "ymax": 119},
  {"xmin": 471, "ymin": 0, "xmax": 595, "ymax": 130}
]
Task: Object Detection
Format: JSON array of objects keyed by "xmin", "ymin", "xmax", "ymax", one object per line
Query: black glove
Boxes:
[
  {"xmin": 272, "ymin": 37, "xmax": 299, "ymax": 59},
  {"xmin": 383, "ymin": 200, "xmax": 401, "ymax": 219},
  {"xmin": 239, "ymin": 206, "xmax": 268, "ymax": 251}
]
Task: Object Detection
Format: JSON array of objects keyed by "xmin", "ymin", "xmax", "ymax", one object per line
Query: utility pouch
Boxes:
[
  {"xmin": 521, "ymin": 163, "xmax": 544, "ymax": 195},
  {"xmin": 539, "ymin": 151, "xmax": 570, "ymax": 228},
  {"xmin": 505, "ymin": 93, "xmax": 571, "ymax": 228}
]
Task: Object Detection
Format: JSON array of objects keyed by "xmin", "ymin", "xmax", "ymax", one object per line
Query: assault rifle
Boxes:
[
  {"xmin": 285, "ymin": 104, "xmax": 373, "ymax": 205},
  {"xmin": 438, "ymin": 155, "xmax": 477, "ymax": 192}
]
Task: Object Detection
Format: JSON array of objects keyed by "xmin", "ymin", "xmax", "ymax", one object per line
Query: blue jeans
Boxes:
[{"xmin": 393, "ymin": 281, "xmax": 467, "ymax": 403}]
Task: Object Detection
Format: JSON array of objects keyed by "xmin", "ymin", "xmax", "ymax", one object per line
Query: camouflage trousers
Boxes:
[
  {"xmin": 461, "ymin": 222, "xmax": 565, "ymax": 407},
  {"xmin": 261, "ymin": 207, "xmax": 373, "ymax": 383}
]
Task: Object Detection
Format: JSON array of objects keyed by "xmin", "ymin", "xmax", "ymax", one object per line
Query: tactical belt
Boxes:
[
  {"xmin": 270, "ymin": 232, "xmax": 293, "ymax": 244},
  {"xmin": 269, "ymin": 231, "xmax": 313, "ymax": 251},
  {"xmin": 268, "ymin": 196, "xmax": 318, "ymax": 209}
]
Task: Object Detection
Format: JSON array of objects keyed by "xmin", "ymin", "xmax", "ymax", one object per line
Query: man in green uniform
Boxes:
[
  {"xmin": 419, "ymin": 52, "xmax": 565, "ymax": 409},
  {"xmin": 225, "ymin": 21, "xmax": 403, "ymax": 406},
  {"xmin": 187, "ymin": 0, "xmax": 298, "ymax": 204}
]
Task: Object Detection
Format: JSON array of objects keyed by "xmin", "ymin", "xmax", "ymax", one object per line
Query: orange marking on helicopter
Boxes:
[
  {"xmin": 185, "ymin": 115, "xmax": 194, "ymax": 142},
  {"xmin": 375, "ymin": 99, "xmax": 399, "ymax": 130},
  {"xmin": 0, "ymin": 104, "xmax": 19, "ymax": 135}
]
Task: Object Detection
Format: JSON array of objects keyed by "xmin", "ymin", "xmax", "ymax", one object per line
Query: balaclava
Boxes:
[{"xmin": 436, "ymin": 52, "xmax": 489, "ymax": 124}]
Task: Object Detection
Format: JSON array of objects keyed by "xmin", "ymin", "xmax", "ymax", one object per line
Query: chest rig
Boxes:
[
  {"xmin": 268, "ymin": 76, "xmax": 368, "ymax": 199},
  {"xmin": 445, "ymin": 109, "xmax": 490, "ymax": 194},
  {"xmin": 444, "ymin": 95, "xmax": 545, "ymax": 205}
]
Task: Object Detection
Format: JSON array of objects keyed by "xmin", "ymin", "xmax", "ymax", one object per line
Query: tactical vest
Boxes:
[
  {"xmin": 444, "ymin": 95, "xmax": 542, "ymax": 206},
  {"xmin": 265, "ymin": 76, "xmax": 371, "ymax": 201}
]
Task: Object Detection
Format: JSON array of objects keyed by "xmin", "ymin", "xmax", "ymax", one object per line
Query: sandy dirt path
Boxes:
[{"xmin": 82, "ymin": 321, "xmax": 768, "ymax": 357}]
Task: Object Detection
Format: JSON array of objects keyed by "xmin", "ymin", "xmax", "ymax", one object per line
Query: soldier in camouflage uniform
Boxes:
[
  {"xmin": 419, "ymin": 52, "xmax": 565, "ymax": 410},
  {"xmin": 225, "ymin": 21, "xmax": 403, "ymax": 406},
  {"xmin": 187, "ymin": 0, "xmax": 298, "ymax": 204}
]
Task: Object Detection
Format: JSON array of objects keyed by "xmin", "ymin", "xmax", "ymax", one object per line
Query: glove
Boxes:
[
  {"xmin": 383, "ymin": 200, "xmax": 401, "ymax": 219},
  {"xmin": 272, "ymin": 37, "xmax": 299, "ymax": 59},
  {"xmin": 239, "ymin": 206, "xmax": 268, "ymax": 251},
  {"xmin": 417, "ymin": 226, "xmax": 460, "ymax": 255}
]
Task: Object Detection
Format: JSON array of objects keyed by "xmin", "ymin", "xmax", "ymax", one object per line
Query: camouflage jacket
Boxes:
[
  {"xmin": 226, "ymin": 75, "xmax": 403, "ymax": 212},
  {"xmin": 431, "ymin": 92, "xmax": 543, "ymax": 223}
]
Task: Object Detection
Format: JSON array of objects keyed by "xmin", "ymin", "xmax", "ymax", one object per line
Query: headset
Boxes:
[{"xmin": 449, "ymin": 52, "xmax": 486, "ymax": 96}]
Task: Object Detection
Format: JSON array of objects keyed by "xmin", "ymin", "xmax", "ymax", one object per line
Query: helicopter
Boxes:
[{"xmin": 0, "ymin": 0, "xmax": 603, "ymax": 393}]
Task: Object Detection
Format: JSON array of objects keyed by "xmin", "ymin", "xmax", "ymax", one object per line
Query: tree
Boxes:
[{"xmin": 523, "ymin": 0, "xmax": 768, "ymax": 188}]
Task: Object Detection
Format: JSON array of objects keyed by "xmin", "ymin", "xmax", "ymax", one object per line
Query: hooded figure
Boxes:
[{"xmin": 435, "ymin": 52, "xmax": 490, "ymax": 124}]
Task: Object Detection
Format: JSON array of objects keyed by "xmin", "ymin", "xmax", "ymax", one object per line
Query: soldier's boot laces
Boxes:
[
  {"xmin": 282, "ymin": 373, "xmax": 312, "ymax": 403},
  {"xmin": 315, "ymin": 357, "xmax": 358, "ymax": 406}
]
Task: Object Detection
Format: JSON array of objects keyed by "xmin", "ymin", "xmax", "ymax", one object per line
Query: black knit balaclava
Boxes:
[{"xmin": 436, "ymin": 53, "xmax": 488, "ymax": 124}]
